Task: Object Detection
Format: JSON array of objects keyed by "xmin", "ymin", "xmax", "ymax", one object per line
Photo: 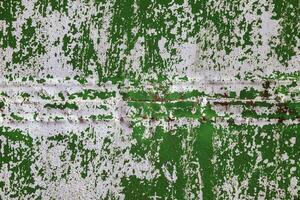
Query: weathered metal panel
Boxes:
[{"xmin": 0, "ymin": 0, "xmax": 299, "ymax": 199}]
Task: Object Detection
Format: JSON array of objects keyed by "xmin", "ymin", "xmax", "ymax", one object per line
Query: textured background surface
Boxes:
[{"xmin": 0, "ymin": 0, "xmax": 299, "ymax": 199}]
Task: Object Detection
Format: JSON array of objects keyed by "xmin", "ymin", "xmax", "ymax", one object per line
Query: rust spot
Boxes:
[
  {"xmin": 167, "ymin": 117, "xmax": 174, "ymax": 122},
  {"xmin": 246, "ymin": 100, "xmax": 255, "ymax": 107},
  {"xmin": 150, "ymin": 117, "xmax": 157, "ymax": 121},
  {"xmin": 260, "ymin": 90, "xmax": 271, "ymax": 98},
  {"xmin": 262, "ymin": 80, "xmax": 271, "ymax": 89},
  {"xmin": 79, "ymin": 117, "xmax": 84, "ymax": 123},
  {"xmin": 152, "ymin": 94, "xmax": 165, "ymax": 102},
  {"xmin": 213, "ymin": 101, "xmax": 229, "ymax": 106}
]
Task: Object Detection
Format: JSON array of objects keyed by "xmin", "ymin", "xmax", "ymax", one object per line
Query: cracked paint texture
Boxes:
[{"xmin": 0, "ymin": 0, "xmax": 299, "ymax": 199}]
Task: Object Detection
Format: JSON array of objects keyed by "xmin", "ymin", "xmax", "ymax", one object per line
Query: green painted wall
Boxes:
[{"xmin": 0, "ymin": 0, "xmax": 299, "ymax": 199}]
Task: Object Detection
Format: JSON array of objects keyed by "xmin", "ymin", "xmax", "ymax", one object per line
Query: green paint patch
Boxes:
[
  {"xmin": 128, "ymin": 123, "xmax": 215, "ymax": 199},
  {"xmin": 10, "ymin": 113, "xmax": 24, "ymax": 121},
  {"xmin": 69, "ymin": 89, "xmax": 115, "ymax": 100},
  {"xmin": 128, "ymin": 100, "xmax": 216, "ymax": 120},
  {"xmin": 240, "ymin": 87, "xmax": 259, "ymax": 100},
  {"xmin": 0, "ymin": 126, "xmax": 36, "ymax": 198},
  {"xmin": 44, "ymin": 102, "xmax": 79, "ymax": 110},
  {"xmin": 89, "ymin": 114, "xmax": 113, "ymax": 121}
]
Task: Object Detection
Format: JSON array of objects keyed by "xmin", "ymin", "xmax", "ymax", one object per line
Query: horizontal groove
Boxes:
[
  {"xmin": 1, "ymin": 98, "xmax": 299, "ymax": 105},
  {"xmin": 1, "ymin": 99, "xmax": 116, "ymax": 104},
  {"xmin": 126, "ymin": 98, "xmax": 300, "ymax": 103},
  {"xmin": 1, "ymin": 116, "xmax": 299, "ymax": 124},
  {"xmin": 0, "ymin": 79, "xmax": 298, "ymax": 87}
]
